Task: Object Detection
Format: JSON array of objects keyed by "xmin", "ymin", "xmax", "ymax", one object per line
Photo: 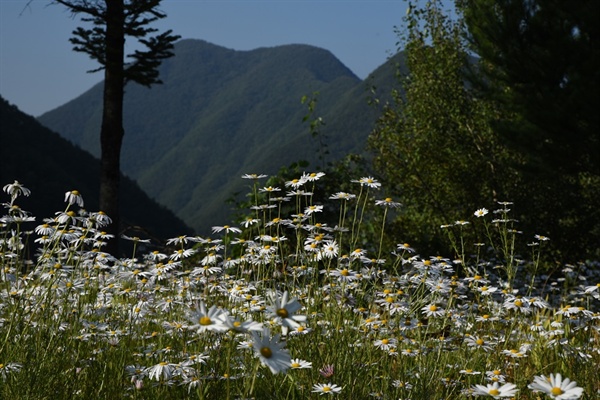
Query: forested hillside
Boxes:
[
  {"xmin": 38, "ymin": 39, "xmax": 402, "ymax": 232},
  {"xmin": 0, "ymin": 97, "xmax": 192, "ymax": 243}
]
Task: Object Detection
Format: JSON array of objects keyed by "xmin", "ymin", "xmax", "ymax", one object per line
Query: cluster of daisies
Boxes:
[
  {"xmin": 1, "ymin": 177, "xmax": 599, "ymax": 399},
  {"xmin": 470, "ymin": 373, "xmax": 584, "ymax": 399}
]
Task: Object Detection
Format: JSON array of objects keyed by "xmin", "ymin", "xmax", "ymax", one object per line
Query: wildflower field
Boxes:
[{"xmin": 1, "ymin": 175, "xmax": 598, "ymax": 399}]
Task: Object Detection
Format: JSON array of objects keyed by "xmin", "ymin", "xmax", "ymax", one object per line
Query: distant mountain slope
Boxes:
[
  {"xmin": 0, "ymin": 97, "xmax": 192, "ymax": 243},
  {"xmin": 38, "ymin": 39, "xmax": 404, "ymax": 232}
]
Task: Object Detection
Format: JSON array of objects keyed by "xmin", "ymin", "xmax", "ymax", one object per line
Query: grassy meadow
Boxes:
[{"xmin": 0, "ymin": 175, "xmax": 598, "ymax": 399}]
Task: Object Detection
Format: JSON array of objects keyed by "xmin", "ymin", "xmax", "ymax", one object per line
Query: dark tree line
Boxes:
[{"xmin": 369, "ymin": 0, "xmax": 599, "ymax": 261}]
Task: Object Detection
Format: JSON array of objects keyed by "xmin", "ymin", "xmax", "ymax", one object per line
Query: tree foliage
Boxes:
[
  {"xmin": 457, "ymin": 0, "xmax": 600, "ymax": 259},
  {"xmin": 63, "ymin": 0, "xmax": 179, "ymax": 86},
  {"xmin": 458, "ymin": 0, "xmax": 599, "ymax": 177},
  {"xmin": 369, "ymin": 0, "xmax": 599, "ymax": 260},
  {"xmin": 368, "ymin": 1, "xmax": 519, "ymax": 256}
]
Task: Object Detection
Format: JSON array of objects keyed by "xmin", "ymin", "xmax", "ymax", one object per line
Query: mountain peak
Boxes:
[
  {"xmin": 170, "ymin": 39, "xmax": 358, "ymax": 82},
  {"xmin": 36, "ymin": 39, "xmax": 400, "ymax": 233}
]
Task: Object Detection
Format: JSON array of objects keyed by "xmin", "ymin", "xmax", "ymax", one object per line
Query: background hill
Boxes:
[
  {"xmin": 0, "ymin": 97, "xmax": 192, "ymax": 244},
  {"xmin": 37, "ymin": 39, "xmax": 405, "ymax": 233}
]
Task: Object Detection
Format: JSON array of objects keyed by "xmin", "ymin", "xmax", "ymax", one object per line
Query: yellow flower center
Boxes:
[
  {"xmin": 514, "ymin": 300, "xmax": 523, "ymax": 307},
  {"xmin": 322, "ymin": 386, "xmax": 331, "ymax": 392},
  {"xmin": 429, "ymin": 305, "xmax": 438, "ymax": 311},
  {"xmin": 476, "ymin": 338, "xmax": 484, "ymax": 345},
  {"xmin": 489, "ymin": 389, "xmax": 499, "ymax": 395},
  {"xmin": 381, "ymin": 339, "xmax": 389, "ymax": 345},
  {"xmin": 199, "ymin": 316, "xmax": 212, "ymax": 325},
  {"xmin": 551, "ymin": 387, "xmax": 564, "ymax": 395},
  {"xmin": 276, "ymin": 308, "xmax": 289, "ymax": 318},
  {"xmin": 291, "ymin": 362, "xmax": 300, "ymax": 368},
  {"xmin": 341, "ymin": 269, "xmax": 349, "ymax": 276},
  {"xmin": 260, "ymin": 347, "xmax": 272, "ymax": 358}
]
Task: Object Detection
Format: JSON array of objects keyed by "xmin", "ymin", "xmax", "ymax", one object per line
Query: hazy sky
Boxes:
[{"xmin": 1, "ymin": 1, "xmax": 454, "ymax": 117}]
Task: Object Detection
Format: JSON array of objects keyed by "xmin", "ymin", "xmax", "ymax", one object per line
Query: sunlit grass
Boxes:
[{"xmin": 1, "ymin": 177, "xmax": 598, "ymax": 399}]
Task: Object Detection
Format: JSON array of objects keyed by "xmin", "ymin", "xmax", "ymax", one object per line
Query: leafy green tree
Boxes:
[
  {"xmin": 368, "ymin": 1, "xmax": 518, "ymax": 257},
  {"xmin": 51, "ymin": 0, "xmax": 179, "ymax": 254},
  {"xmin": 457, "ymin": 0, "xmax": 600, "ymax": 259}
]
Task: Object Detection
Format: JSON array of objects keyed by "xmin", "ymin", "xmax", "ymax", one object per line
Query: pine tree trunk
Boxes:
[{"xmin": 99, "ymin": 0, "xmax": 125, "ymax": 257}]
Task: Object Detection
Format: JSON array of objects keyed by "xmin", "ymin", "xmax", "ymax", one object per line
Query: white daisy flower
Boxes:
[
  {"xmin": 528, "ymin": 373, "xmax": 583, "ymax": 399},
  {"xmin": 472, "ymin": 382, "xmax": 517, "ymax": 397},
  {"xmin": 64, "ymin": 190, "xmax": 84, "ymax": 207},
  {"xmin": 251, "ymin": 327, "xmax": 291, "ymax": 374},
  {"xmin": 474, "ymin": 208, "xmax": 489, "ymax": 217},
  {"xmin": 312, "ymin": 382, "xmax": 342, "ymax": 395}
]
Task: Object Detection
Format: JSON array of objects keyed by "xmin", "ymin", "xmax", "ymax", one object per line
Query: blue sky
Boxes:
[{"xmin": 1, "ymin": 1, "xmax": 454, "ymax": 117}]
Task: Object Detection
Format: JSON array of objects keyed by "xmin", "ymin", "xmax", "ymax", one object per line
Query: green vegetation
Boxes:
[
  {"xmin": 3, "ymin": 2, "xmax": 598, "ymax": 395},
  {"xmin": 368, "ymin": 0, "xmax": 599, "ymax": 261},
  {"xmin": 457, "ymin": 0, "xmax": 600, "ymax": 261},
  {"xmin": 369, "ymin": 2, "xmax": 516, "ymax": 257},
  {"xmin": 36, "ymin": 13, "xmax": 599, "ymax": 260},
  {"xmin": 0, "ymin": 176, "xmax": 597, "ymax": 399}
]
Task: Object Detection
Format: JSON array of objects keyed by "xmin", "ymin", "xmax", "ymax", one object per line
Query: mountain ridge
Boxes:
[{"xmin": 37, "ymin": 39, "xmax": 405, "ymax": 232}]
